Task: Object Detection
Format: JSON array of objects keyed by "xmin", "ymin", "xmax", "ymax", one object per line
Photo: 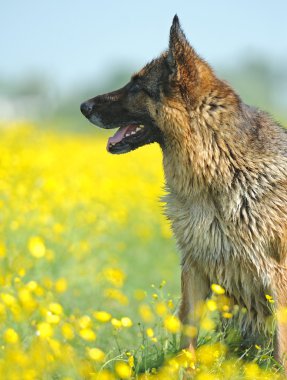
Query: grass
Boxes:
[{"xmin": 0, "ymin": 122, "xmax": 285, "ymax": 379}]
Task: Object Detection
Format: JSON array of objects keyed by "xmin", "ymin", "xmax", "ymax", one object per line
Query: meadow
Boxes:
[{"xmin": 0, "ymin": 123, "xmax": 285, "ymax": 379}]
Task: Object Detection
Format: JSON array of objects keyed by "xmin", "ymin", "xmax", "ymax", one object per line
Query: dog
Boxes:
[{"xmin": 81, "ymin": 15, "xmax": 287, "ymax": 370}]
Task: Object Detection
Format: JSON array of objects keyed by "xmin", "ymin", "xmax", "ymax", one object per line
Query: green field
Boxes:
[{"xmin": 0, "ymin": 123, "xmax": 284, "ymax": 379}]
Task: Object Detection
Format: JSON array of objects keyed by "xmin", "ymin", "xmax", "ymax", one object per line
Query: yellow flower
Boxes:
[
  {"xmin": 265, "ymin": 294, "xmax": 275, "ymax": 303},
  {"xmin": 94, "ymin": 370, "xmax": 116, "ymax": 380},
  {"xmin": 93, "ymin": 310, "xmax": 112, "ymax": 323},
  {"xmin": 78, "ymin": 315, "xmax": 92, "ymax": 329},
  {"xmin": 61, "ymin": 323, "xmax": 75, "ymax": 340},
  {"xmin": 164, "ymin": 315, "xmax": 181, "ymax": 333},
  {"xmin": 111, "ymin": 318, "xmax": 122, "ymax": 329},
  {"xmin": 28, "ymin": 236, "xmax": 46, "ymax": 258},
  {"xmin": 197, "ymin": 343, "xmax": 227, "ymax": 366},
  {"xmin": 18, "ymin": 268, "xmax": 26, "ymax": 277},
  {"xmin": 88, "ymin": 347, "xmax": 105, "ymax": 362},
  {"xmin": 133, "ymin": 289, "xmax": 146, "ymax": 301},
  {"xmin": 115, "ymin": 361, "xmax": 132, "ymax": 379},
  {"xmin": 146, "ymin": 327, "xmax": 154, "ymax": 338},
  {"xmin": 95, "ymin": 369, "xmax": 116, "ymax": 380},
  {"xmin": 18, "ymin": 288, "xmax": 37, "ymax": 312},
  {"xmin": 79, "ymin": 328, "xmax": 96, "ymax": 341},
  {"xmin": 211, "ymin": 283, "xmax": 225, "ymax": 295},
  {"xmin": 155, "ymin": 301, "xmax": 167, "ymax": 316},
  {"xmin": 1, "ymin": 293, "xmax": 17, "ymax": 306},
  {"xmin": 54, "ymin": 278, "xmax": 68, "ymax": 293},
  {"xmin": 48, "ymin": 338, "xmax": 61, "ymax": 357},
  {"xmin": 53, "ymin": 223, "xmax": 64, "ymax": 234},
  {"xmin": 244, "ymin": 362, "xmax": 260, "ymax": 379},
  {"xmin": 48, "ymin": 302, "xmax": 63, "ymax": 315},
  {"xmin": 128, "ymin": 355, "xmax": 134, "ymax": 368},
  {"xmin": 104, "ymin": 288, "xmax": 129, "ymax": 305},
  {"xmin": 0, "ymin": 242, "xmax": 6, "ymax": 258},
  {"xmin": 222, "ymin": 304, "xmax": 230, "ymax": 312},
  {"xmin": 46, "ymin": 312, "xmax": 60, "ymax": 324},
  {"xmin": 206, "ymin": 299, "xmax": 217, "ymax": 312},
  {"xmin": 36, "ymin": 322, "xmax": 53, "ymax": 338},
  {"xmin": 172, "ymin": 349, "xmax": 195, "ymax": 369},
  {"xmin": 121, "ymin": 317, "xmax": 133, "ymax": 327},
  {"xmin": 18, "ymin": 288, "xmax": 31, "ymax": 303},
  {"xmin": 138, "ymin": 304, "xmax": 154, "ymax": 323},
  {"xmin": 196, "ymin": 373, "xmax": 218, "ymax": 380},
  {"xmin": 3, "ymin": 328, "xmax": 19, "ymax": 344},
  {"xmin": 26, "ymin": 280, "xmax": 38, "ymax": 291},
  {"xmin": 200, "ymin": 317, "xmax": 216, "ymax": 331},
  {"xmin": 103, "ymin": 268, "xmax": 125, "ymax": 287},
  {"xmin": 222, "ymin": 312, "xmax": 233, "ymax": 319}
]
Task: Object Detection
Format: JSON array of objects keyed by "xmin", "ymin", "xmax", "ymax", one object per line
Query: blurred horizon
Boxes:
[{"xmin": 1, "ymin": 1, "xmax": 286, "ymax": 126}]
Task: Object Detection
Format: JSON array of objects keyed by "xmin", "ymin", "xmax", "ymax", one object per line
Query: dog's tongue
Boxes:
[{"xmin": 107, "ymin": 126, "xmax": 130, "ymax": 150}]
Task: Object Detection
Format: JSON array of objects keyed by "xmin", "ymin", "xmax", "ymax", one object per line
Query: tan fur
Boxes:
[
  {"xmin": 156, "ymin": 21, "xmax": 287, "ymax": 372},
  {"xmin": 146, "ymin": 18, "xmax": 287, "ymax": 369},
  {"xmin": 81, "ymin": 15, "xmax": 287, "ymax": 371}
]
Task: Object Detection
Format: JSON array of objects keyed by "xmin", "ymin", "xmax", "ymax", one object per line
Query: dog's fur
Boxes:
[{"xmin": 81, "ymin": 16, "xmax": 287, "ymax": 369}]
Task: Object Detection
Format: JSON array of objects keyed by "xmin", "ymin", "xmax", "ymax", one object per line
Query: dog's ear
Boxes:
[{"xmin": 167, "ymin": 15, "xmax": 197, "ymax": 78}]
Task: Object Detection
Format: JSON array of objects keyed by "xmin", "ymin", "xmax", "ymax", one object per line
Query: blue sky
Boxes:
[{"xmin": 1, "ymin": 1, "xmax": 287, "ymax": 92}]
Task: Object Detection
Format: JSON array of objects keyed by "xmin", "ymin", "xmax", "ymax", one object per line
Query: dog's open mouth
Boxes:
[{"xmin": 107, "ymin": 123, "xmax": 161, "ymax": 154}]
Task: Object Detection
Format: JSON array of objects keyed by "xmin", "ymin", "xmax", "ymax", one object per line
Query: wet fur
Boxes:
[{"xmin": 81, "ymin": 16, "xmax": 287, "ymax": 370}]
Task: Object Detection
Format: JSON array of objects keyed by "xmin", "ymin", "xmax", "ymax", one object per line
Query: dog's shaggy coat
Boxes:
[{"xmin": 81, "ymin": 15, "xmax": 287, "ymax": 369}]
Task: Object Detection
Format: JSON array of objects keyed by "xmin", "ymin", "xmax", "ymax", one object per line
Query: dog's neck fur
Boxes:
[
  {"xmin": 161, "ymin": 87, "xmax": 242, "ymax": 199},
  {"xmin": 161, "ymin": 87, "xmax": 286, "ymax": 204}
]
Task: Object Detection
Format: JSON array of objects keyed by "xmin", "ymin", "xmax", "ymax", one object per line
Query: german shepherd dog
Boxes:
[{"xmin": 81, "ymin": 16, "xmax": 287, "ymax": 370}]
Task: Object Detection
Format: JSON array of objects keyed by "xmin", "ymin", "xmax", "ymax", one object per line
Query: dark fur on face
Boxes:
[{"xmin": 80, "ymin": 55, "xmax": 169, "ymax": 154}]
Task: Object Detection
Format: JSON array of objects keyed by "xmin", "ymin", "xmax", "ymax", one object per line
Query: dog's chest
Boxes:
[
  {"xmin": 165, "ymin": 193, "xmax": 272, "ymax": 329},
  {"xmin": 165, "ymin": 194, "xmax": 231, "ymax": 267},
  {"xmin": 165, "ymin": 193, "xmax": 268, "ymax": 288}
]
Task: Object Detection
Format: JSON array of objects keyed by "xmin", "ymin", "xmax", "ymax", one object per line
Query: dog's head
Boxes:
[{"xmin": 81, "ymin": 15, "xmax": 225, "ymax": 154}]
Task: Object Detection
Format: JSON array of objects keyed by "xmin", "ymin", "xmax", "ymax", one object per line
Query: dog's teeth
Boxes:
[
  {"xmin": 131, "ymin": 131, "xmax": 136, "ymax": 135},
  {"xmin": 139, "ymin": 125, "xmax": 144, "ymax": 129},
  {"xmin": 126, "ymin": 133, "xmax": 130, "ymax": 137},
  {"xmin": 136, "ymin": 127, "xmax": 141, "ymax": 132}
]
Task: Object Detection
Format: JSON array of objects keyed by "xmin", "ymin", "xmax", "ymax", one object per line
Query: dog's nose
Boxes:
[{"xmin": 80, "ymin": 101, "xmax": 94, "ymax": 118}]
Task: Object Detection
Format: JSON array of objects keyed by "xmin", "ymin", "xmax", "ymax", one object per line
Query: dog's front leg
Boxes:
[
  {"xmin": 178, "ymin": 265, "xmax": 209, "ymax": 351},
  {"xmin": 273, "ymin": 274, "xmax": 287, "ymax": 373}
]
